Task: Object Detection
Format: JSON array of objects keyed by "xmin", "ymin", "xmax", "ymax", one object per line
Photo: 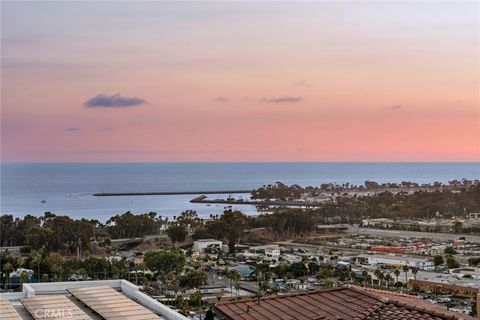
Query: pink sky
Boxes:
[{"xmin": 1, "ymin": 2, "xmax": 479, "ymax": 162}]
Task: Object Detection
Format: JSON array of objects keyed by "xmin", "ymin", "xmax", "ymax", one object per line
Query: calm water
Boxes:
[{"xmin": 1, "ymin": 162, "xmax": 479, "ymax": 221}]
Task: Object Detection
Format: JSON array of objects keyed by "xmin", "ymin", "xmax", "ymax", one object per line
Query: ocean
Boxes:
[{"xmin": 1, "ymin": 162, "xmax": 479, "ymax": 221}]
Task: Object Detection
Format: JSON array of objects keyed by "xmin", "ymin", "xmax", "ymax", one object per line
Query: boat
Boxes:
[{"xmin": 40, "ymin": 200, "xmax": 47, "ymax": 203}]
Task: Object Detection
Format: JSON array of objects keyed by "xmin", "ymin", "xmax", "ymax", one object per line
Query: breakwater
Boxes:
[{"xmin": 93, "ymin": 190, "xmax": 252, "ymax": 196}]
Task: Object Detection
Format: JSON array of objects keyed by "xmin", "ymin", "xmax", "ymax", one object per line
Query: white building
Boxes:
[
  {"xmin": 0, "ymin": 280, "xmax": 187, "ymax": 320},
  {"xmin": 357, "ymin": 254, "xmax": 434, "ymax": 270},
  {"xmin": 265, "ymin": 246, "xmax": 281, "ymax": 260},
  {"xmin": 247, "ymin": 245, "xmax": 281, "ymax": 261},
  {"xmin": 283, "ymin": 254, "xmax": 302, "ymax": 263},
  {"xmin": 193, "ymin": 239, "xmax": 223, "ymax": 253}
]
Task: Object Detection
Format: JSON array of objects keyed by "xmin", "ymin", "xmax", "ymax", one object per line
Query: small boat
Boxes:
[{"xmin": 40, "ymin": 200, "xmax": 47, "ymax": 203}]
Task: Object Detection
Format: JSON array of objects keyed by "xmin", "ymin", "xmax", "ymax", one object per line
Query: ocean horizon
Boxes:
[{"xmin": 1, "ymin": 162, "xmax": 479, "ymax": 221}]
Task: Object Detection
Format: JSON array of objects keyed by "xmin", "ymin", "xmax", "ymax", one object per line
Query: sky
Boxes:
[{"xmin": 1, "ymin": 1, "xmax": 479, "ymax": 162}]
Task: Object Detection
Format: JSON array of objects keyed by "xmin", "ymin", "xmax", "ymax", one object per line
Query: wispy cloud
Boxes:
[
  {"xmin": 64, "ymin": 127, "xmax": 82, "ymax": 132},
  {"xmin": 262, "ymin": 96, "xmax": 303, "ymax": 104},
  {"xmin": 84, "ymin": 94, "xmax": 146, "ymax": 108},
  {"xmin": 213, "ymin": 96, "xmax": 230, "ymax": 102},
  {"xmin": 293, "ymin": 80, "xmax": 313, "ymax": 87},
  {"xmin": 388, "ymin": 105, "xmax": 404, "ymax": 111}
]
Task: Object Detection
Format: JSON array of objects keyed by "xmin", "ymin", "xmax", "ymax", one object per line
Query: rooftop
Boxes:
[
  {"xmin": 214, "ymin": 286, "xmax": 472, "ymax": 320},
  {"xmin": 0, "ymin": 280, "xmax": 187, "ymax": 320}
]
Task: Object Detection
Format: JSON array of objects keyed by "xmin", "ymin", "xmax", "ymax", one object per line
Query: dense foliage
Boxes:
[{"xmin": 0, "ymin": 211, "xmax": 163, "ymax": 254}]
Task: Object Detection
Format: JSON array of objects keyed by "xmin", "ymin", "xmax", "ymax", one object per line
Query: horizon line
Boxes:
[{"xmin": 1, "ymin": 161, "xmax": 479, "ymax": 164}]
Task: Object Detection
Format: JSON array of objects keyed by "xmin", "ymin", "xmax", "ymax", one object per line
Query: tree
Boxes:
[
  {"xmin": 179, "ymin": 270, "xmax": 208, "ymax": 289},
  {"xmin": 384, "ymin": 274, "xmax": 392, "ymax": 289},
  {"xmin": 411, "ymin": 267, "xmax": 418, "ymax": 281},
  {"xmin": 366, "ymin": 274, "xmax": 373, "ymax": 286},
  {"xmin": 444, "ymin": 246, "xmax": 456, "ymax": 255},
  {"xmin": 220, "ymin": 209, "xmax": 247, "ymax": 253},
  {"xmin": 318, "ymin": 267, "xmax": 332, "ymax": 280},
  {"xmin": 433, "ymin": 255, "xmax": 444, "ymax": 267},
  {"xmin": 232, "ymin": 272, "xmax": 241, "ymax": 298},
  {"xmin": 446, "ymin": 256, "xmax": 460, "ymax": 269},
  {"xmin": 189, "ymin": 290, "xmax": 204, "ymax": 318},
  {"xmin": 402, "ymin": 265, "xmax": 409, "ymax": 287},
  {"xmin": 20, "ymin": 271, "xmax": 29, "ymax": 286},
  {"xmin": 290, "ymin": 262, "xmax": 308, "ymax": 277},
  {"xmin": 175, "ymin": 296, "xmax": 190, "ymax": 316},
  {"xmin": 3, "ymin": 262, "xmax": 13, "ymax": 290},
  {"xmin": 31, "ymin": 250, "xmax": 44, "ymax": 280},
  {"xmin": 361, "ymin": 270, "xmax": 368, "ymax": 286},
  {"xmin": 177, "ymin": 210, "xmax": 202, "ymax": 230},
  {"xmin": 106, "ymin": 211, "xmax": 161, "ymax": 239},
  {"xmin": 393, "ymin": 269, "xmax": 400, "ymax": 283},
  {"xmin": 166, "ymin": 225, "xmax": 188, "ymax": 246},
  {"xmin": 1, "ymin": 252, "xmax": 22, "ymax": 289},
  {"xmin": 226, "ymin": 271, "xmax": 239, "ymax": 298},
  {"xmin": 374, "ymin": 269, "xmax": 383, "ymax": 287},
  {"xmin": 308, "ymin": 262, "xmax": 319, "ymax": 275},
  {"xmin": 275, "ymin": 263, "xmax": 290, "ymax": 279},
  {"xmin": 46, "ymin": 252, "xmax": 64, "ymax": 281},
  {"xmin": 83, "ymin": 257, "xmax": 110, "ymax": 279},
  {"xmin": 144, "ymin": 250, "xmax": 185, "ymax": 282}
]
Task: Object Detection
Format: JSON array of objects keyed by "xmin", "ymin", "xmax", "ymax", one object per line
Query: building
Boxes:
[
  {"xmin": 357, "ymin": 253, "xmax": 435, "ymax": 270},
  {"xmin": 264, "ymin": 247, "xmax": 280, "ymax": 260},
  {"xmin": 193, "ymin": 239, "xmax": 223, "ymax": 253},
  {"xmin": 214, "ymin": 286, "xmax": 473, "ymax": 320},
  {"xmin": 0, "ymin": 280, "xmax": 187, "ymax": 320}
]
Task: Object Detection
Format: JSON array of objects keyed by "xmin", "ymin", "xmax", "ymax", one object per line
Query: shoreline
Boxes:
[{"xmin": 189, "ymin": 195, "xmax": 328, "ymax": 207}]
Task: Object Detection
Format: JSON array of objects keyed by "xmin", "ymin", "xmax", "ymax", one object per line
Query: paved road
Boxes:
[{"xmin": 348, "ymin": 227, "xmax": 480, "ymax": 243}]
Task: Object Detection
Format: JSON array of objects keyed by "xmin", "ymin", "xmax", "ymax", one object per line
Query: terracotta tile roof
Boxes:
[{"xmin": 214, "ymin": 286, "xmax": 473, "ymax": 320}]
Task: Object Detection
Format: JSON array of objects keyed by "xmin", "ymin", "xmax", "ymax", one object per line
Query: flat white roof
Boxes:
[{"xmin": 0, "ymin": 280, "xmax": 188, "ymax": 320}]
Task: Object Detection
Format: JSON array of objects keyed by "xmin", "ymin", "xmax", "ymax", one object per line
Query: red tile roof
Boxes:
[{"xmin": 214, "ymin": 286, "xmax": 473, "ymax": 320}]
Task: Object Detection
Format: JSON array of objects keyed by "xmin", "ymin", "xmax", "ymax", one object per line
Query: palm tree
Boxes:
[
  {"xmin": 402, "ymin": 265, "xmax": 409, "ymax": 289},
  {"xmin": 31, "ymin": 250, "xmax": 43, "ymax": 281},
  {"xmin": 361, "ymin": 270, "xmax": 368, "ymax": 286},
  {"xmin": 226, "ymin": 271, "xmax": 236, "ymax": 298},
  {"xmin": 233, "ymin": 273, "xmax": 241, "ymax": 298},
  {"xmin": 3, "ymin": 262, "xmax": 13, "ymax": 290},
  {"xmin": 138, "ymin": 263, "xmax": 147, "ymax": 285},
  {"xmin": 366, "ymin": 275, "xmax": 373, "ymax": 286},
  {"xmin": 411, "ymin": 267, "xmax": 418, "ymax": 282},
  {"xmin": 20, "ymin": 271, "xmax": 29, "ymax": 287},
  {"xmin": 393, "ymin": 269, "xmax": 400, "ymax": 283},
  {"xmin": 374, "ymin": 269, "xmax": 383, "ymax": 288},
  {"xmin": 350, "ymin": 271, "xmax": 358, "ymax": 283},
  {"xmin": 384, "ymin": 274, "xmax": 392, "ymax": 289}
]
